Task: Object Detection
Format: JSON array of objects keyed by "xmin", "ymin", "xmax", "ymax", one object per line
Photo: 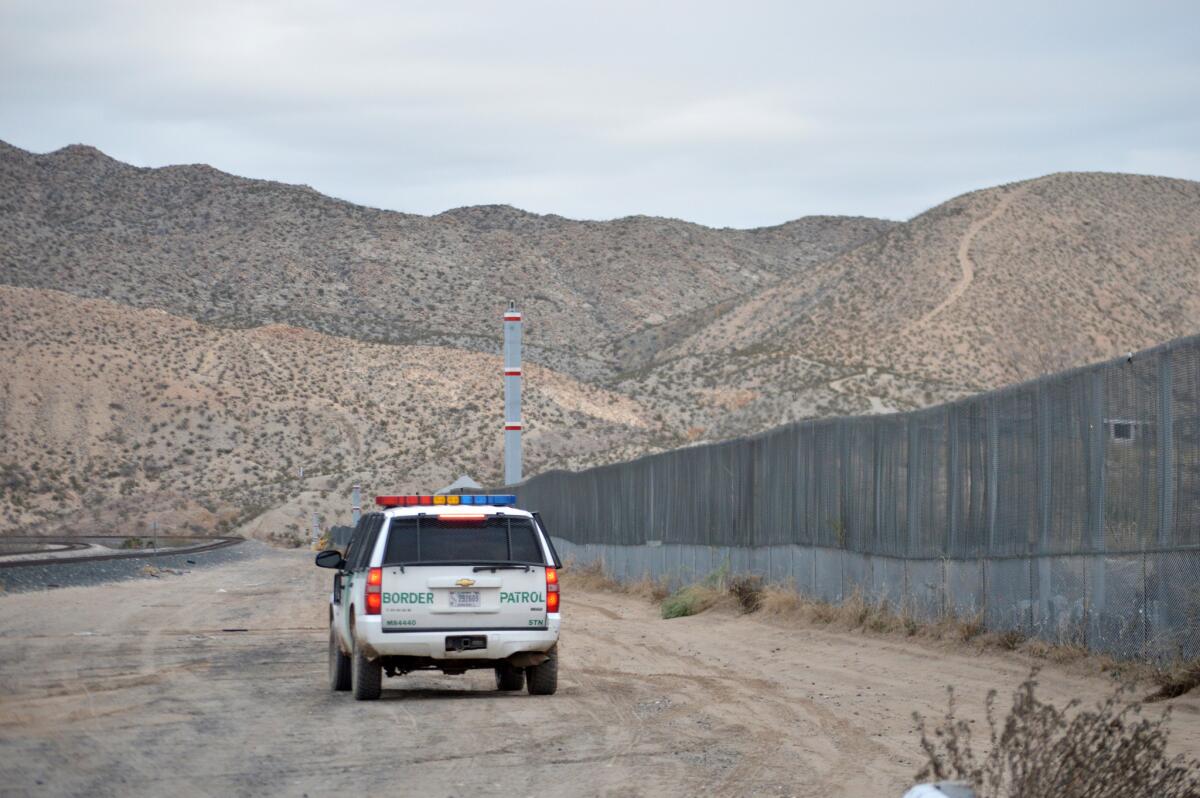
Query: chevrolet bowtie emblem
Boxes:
[{"xmin": 455, "ymin": 578, "xmax": 476, "ymax": 587}]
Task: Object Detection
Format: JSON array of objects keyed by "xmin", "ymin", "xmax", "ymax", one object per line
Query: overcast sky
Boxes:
[{"xmin": 2, "ymin": 1, "xmax": 1197, "ymax": 228}]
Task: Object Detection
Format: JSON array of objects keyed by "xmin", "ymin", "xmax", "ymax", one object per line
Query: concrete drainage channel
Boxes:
[{"xmin": 0, "ymin": 536, "xmax": 255, "ymax": 593}]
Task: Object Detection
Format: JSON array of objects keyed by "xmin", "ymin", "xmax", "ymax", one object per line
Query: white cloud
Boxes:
[
  {"xmin": 613, "ymin": 94, "xmax": 811, "ymax": 144},
  {"xmin": 0, "ymin": 0, "xmax": 1197, "ymax": 226}
]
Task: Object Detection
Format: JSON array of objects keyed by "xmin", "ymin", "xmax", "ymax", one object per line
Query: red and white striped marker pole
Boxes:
[{"xmin": 503, "ymin": 302, "xmax": 523, "ymax": 485}]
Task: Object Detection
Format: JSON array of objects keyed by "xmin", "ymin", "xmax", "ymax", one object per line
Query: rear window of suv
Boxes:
[{"xmin": 382, "ymin": 516, "xmax": 546, "ymax": 566}]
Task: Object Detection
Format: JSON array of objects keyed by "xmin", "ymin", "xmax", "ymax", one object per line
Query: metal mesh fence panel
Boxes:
[
  {"xmin": 949, "ymin": 401, "xmax": 990, "ymax": 557},
  {"xmin": 1149, "ymin": 549, "xmax": 1200, "ymax": 661},
  {"xmin": 984, "ymin": 558, "xmax": 1033, "ymax": 634},
  {"xmin": 905, "ymin": 560, "xmax": 943, "ymax": 622},
  {"xmin": 814, "ymin": 548, "xmax": 843, "ymax": 603},
  {"xmin": 842, "ymin": 551, "xmax": 871, "ymax": 600},
  {"xmin": 1091, "ymin": 554, "xmax": 1146, "ymax": 659},
  {"xmin": 792, "ymin": 545, "xmax": 815, "ymax": 596},
  {"xmin": 872, "ymin": 555, "xmax": 907, "ymax": 610},
  {"xmin": 946, "ymin": 559, "xmax": 984, "ymax": 620},
  {"xmin": 1104, "ymin": 358, "xmax": 1160, "ymax": 553},
  {"xmin": 1170, "ymin": 345, "xmax": 1200, "ymax": 548},
  {"xmin": 522, "ymin": 335, "xmax": 1200, "ymax": 659}
]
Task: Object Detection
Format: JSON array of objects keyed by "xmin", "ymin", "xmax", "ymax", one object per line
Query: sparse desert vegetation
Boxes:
[
  {"xmin": 2, "ymin": 141, "xmax": 1198, "ymax": 539},
  {"xmin": 914, "ymin": 674, "xmax": 1200, "ymax": 797}
]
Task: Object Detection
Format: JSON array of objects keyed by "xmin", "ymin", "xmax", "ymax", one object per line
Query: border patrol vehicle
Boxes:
[{"xmin": 315, "ymin": 494, "xmax": 563, "ymax": 700}]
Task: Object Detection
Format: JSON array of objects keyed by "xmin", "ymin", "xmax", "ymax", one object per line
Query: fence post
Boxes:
[
  {"xmin": 1158, "ymin": 354, "xmax": 1174, "ymax": 546},
  {"xmin": 1152, "ymin": 354, "xmax": 1174, "ymax": 651},
  {"xmin": 1087, "ymin": 369, "xmax": 1107, "ymax": 636},
  {"xmin": 874, "ymin": 421, "xmax": 885, "ymax": 552},
  {"xmin": 906, "ymin": 417, "xmax": 920, "ymax": 557},
  {"xmin": 986, "ymin": 399, "xmax": 999, "ymax": 553},
  {"xmin": 1036, "ymin": 383, "xmax": 1053, "ymax": 627},
  {"xmin": 947, "ymin": 407, "xmax": 960, "ymax": 557}
]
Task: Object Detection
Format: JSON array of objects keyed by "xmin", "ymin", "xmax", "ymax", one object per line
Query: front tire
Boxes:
[
  {"xmin": 526, "ymin": 645, "xmax": 558, "ymax": 695},
  {"xmin": 350, "ymin": 621, "xmax": 382, "ymax": 701},
  {"xmin": 495, "ymin": 664, "xmax": 525, "ymax": 691},
  {"xmin": 329, "ymin": 623, "xmax": 351, "ymax": 692}
]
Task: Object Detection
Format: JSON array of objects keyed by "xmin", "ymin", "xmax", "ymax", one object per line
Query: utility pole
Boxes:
[{"xmin": 503, "ymin": 302, "xmax": 523, "ymax": 486}]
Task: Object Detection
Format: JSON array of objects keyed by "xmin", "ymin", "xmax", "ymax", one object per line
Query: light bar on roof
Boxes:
[{"xmin": 375, "ymin": 494, "xmax": 517, "ymax": 508}]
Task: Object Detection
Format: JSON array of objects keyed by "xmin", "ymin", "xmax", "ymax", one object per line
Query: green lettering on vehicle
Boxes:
[
  {"xmin": 381, "ymin": 591, "xmax": 437, "ymax": 605},
  {"xmin": 501, "ymin": 591, "xmax": 544, "ymax": 604}
]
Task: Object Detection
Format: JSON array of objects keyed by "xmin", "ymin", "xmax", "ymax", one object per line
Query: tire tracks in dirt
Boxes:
[{"xmin": 5, "ymin": 548, "xmax": 1199, "ymax": 796}]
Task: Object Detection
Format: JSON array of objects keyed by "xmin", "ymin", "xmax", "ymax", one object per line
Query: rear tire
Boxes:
[
  {"xmin": 495, "ymin": 664, "xmax": 525, "ymax": 691},
  {"xmin": 526, "ymin": 645, "xmax": 558, "ymax": 695},
  {"xmin": 329, "ymin": 623, "xmax": 351, "ymax": 692},
  {"xmin": 350, "ymin": 622, "xmax": 382, "ymax": 701}
]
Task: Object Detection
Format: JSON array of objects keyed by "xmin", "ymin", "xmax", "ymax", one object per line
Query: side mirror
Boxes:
[{"xmin": 314, "ymin": 550, "xmax": 345, "ymax": 570}]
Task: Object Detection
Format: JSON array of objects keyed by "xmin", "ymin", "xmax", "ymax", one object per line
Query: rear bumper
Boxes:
[{"xmin": 357, "ymin": 614, "xmax": 560, "ymax": 660}]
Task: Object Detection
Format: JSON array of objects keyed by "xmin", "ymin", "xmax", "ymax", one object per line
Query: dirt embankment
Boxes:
[{"xmin": 1, "ymin": 548, "xmax": 1197, "ymax": 797}]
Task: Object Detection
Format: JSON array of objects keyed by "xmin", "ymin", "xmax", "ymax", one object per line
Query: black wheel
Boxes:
[
  {"xmin": 329, "ymin": 622, "xmax": 351, "ymax": 692},
  {"xmin": 495, "ymin": 663, "xmax": 525, "ymax": 691},
  {"xmin": 526, "ymin": 645, "xmax": 558, "ymax": 696},
  {"xmin": 350, "ymin": 620, "xmax": 382, "ymax": 701}
]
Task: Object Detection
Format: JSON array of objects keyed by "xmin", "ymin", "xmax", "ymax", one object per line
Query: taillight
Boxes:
[
  {"xmin": 546, "ymin": 567, "xmax": 559, "ymax": 613},
  {"xmin": 365, "ymin": 567, "xmax": 382, "ymax": 615}
]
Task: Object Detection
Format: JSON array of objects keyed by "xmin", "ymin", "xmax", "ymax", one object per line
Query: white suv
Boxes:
[{"xmin": 316, "ymin": 495, "xmax": 562, "ymax": 700}]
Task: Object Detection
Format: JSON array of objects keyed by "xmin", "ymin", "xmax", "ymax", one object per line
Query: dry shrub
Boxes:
[
  {"xmin": 957, "ymin": 613, "xmax": 986, "ymax": 642},
  {"xmin": 841, "ymin": 590, "xmax": 871, "ymax": 626},
  {"xmin": 1148, "ymin": 660, "xmax": 1200, "ymax": 702},
  {"xmin": 661, "ymin": 584, "xmax": 727, "ymax": 619},
  {"xmin": 1048, "ymin": 643, "xmax": 1091, "ymax": 664},
  {"xmin": 809, "ymin": 599, "xmax": 841, "ymax": 624},
  {"xmin": 758, "ymin": 585, "xmax": 905, "ymax": 632},
  {"xmin": 914, "ymin": 670, "xmax": 1200, "ymax": 797},
  {"xmin": 994, "ymin": 629, "xmax": 1025, "ymax": 651},
  {"xmin": 866, "ymin": 600, "xmax": 901, "ymax": 633},
  {"xmin": 728, "ymin": 575, "xmax": 763, "ymax": 613},
  {"xmin": 563, "ymin": 558, "xmax": 623, "ymax": 593},
  {"xmin": 759, "ymin": 585, "xmax": 804, "ymax": 616},
  {"xmin": 564, "ymin": 558, "xmax": 671, "ymax": 600},
  {"xmin": 925, "ymin": 612, "xmax": 986, "ymax": 644},
  {"xmin": 627, "ymin": 574, "xmax": 671, "ymax": 602}
]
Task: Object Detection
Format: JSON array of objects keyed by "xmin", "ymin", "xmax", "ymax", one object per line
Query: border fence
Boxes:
[{"xmin": 517, "ymin": 334, "xmax": 1200, "ymax": 661}]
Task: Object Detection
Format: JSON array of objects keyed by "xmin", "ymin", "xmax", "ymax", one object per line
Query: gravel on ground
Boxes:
[{"xmin": 1, "ymin": 545, "xmax": 1197, "ymax": 797}]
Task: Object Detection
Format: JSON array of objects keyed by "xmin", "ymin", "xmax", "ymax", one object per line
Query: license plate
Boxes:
[{"xmin": 449, "ymin": 590, "xmax": 481, "ymax": 608}]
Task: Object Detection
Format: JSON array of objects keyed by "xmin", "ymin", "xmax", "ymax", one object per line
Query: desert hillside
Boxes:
[
  {"xmin": 0, "ymin": 140, "xmax": 894, "ymax": 379},
  {"xmin": 2, "ymin": 141, "xmax": 1198, "ymax": 537},
  {"xmin": 0, "ymin": 285, "xmax": 666, "ymax": 539},
  {"xmin": 671, "ymin": 173, "xmax": 1200, "ymax": 390}
]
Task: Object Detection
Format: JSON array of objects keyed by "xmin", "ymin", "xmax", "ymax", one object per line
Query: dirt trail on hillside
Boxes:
[
  {"xmin": 910, "ymin": 184, "xmax": 1029, "ymax": 332},
  {"xmin": 2, "ymin": 548, "xmax": 1197, "ymax": 797}
]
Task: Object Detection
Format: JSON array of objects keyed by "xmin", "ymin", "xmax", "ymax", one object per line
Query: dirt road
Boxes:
[{"xmin": 2, "ymin": 545, "xmax": 1197, "ymax": 797}]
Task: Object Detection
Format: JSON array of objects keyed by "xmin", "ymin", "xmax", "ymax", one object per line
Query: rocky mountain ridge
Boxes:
[{"xmin": 3, "ymin": 139, "xmax": 1197, "ymax": 538}]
